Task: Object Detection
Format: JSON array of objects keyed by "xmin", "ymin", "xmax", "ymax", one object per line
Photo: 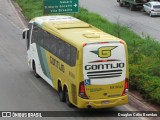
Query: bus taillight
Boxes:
[
  {"xmin": 122, "ymin": 78, "xmax": 129, "ymax": 96},
  {"xmin": 83, "ymin": 43, "xmax": 87, "ymax": 47},
  {"xmin": 120, "ymin": 41, "xmax": 124, "ymax": 44},
  {"xmin": 79, "ymin": 82, "xmax": 88, "ymax": 99}
]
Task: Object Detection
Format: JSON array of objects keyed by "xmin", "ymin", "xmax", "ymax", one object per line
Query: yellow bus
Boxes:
[{"xmin": 22, "ymin": 15, "xmax": 129, "ymax": 108}]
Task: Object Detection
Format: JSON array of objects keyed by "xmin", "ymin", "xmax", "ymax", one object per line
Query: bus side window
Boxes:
[
  {"xmin": 49, "ymin": 35, "xmax": 57, "ymax": 55},
  {"xmin": 31, "ymin": 24, "xmax": 38, "ymax": 44},
  {"xmin": 43, "ymin": 31, "xmax": 50, "ymax": 50},
  {"xmin": 57, "ymin": 39, "xmax": 64, "ymax": 60},
  {"xmin": 38, "ymin": 29, "xmax": 44, "ymax": 47},
  {"xmin": 64, "ymin": 43, "xmax": 71, "ymax": 65},
  {"xmin": 70, "ymin": 46, "xmax": 77, "ymax": 66}
]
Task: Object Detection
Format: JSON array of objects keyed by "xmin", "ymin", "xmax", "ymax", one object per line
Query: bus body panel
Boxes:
[
  {"xmin": 31, "ymin": 42, "xmax": 78, "ymax": 105},
  {"xmin": 77, "ymin": 95, "xmax": 128, "ymax": 108},
  {"xmin": 83, "ymin": 42, "xmax": 127, "ymax": 100},
  {"xmin": 23, "ymin": 15, "xmax": 129, "ymax": 109},
  {"xmin": 30, "ymin": 43, "xmax": 53, "ymax": 87}
]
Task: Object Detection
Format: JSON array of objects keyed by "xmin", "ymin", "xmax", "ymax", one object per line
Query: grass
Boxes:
[{"xmin": 15, "ymin": 0, "xmax": 160, "ymax": 105}]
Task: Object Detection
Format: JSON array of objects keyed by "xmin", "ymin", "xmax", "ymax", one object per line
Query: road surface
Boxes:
[
  {"xmin": 0, "ymin": 0, "xmax": 148, "ymax": 119},
  {"xmin": 80, "ymin": 0, "xmax": 160, "ymax": 41}
]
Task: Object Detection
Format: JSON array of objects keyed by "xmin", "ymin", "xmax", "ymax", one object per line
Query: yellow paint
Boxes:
[
  {"xmin": 31, "ymin": 15, "xmax": 129, "ymax": 108},
  {"xmin": 98, "ymin": 46, "xmax": 117, "ymax": 58}
]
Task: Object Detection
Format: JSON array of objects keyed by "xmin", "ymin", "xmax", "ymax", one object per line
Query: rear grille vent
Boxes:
[{"xmin": 87, "ymin": 69, "xmax": 122, "ymax": 79}]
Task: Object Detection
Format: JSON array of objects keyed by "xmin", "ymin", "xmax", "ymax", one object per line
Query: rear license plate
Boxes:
[{"xmin": 101, "ymin": 101, "xmax": 109, "ymax": 104}]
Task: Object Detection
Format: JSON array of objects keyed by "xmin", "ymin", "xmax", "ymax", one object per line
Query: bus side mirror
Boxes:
[{"xmin": 22, "ymin": 28, "xmax": 29, "ymax": 39}]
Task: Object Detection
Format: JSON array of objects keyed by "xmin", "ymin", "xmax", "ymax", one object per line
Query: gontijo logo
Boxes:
[{"xmin": 91, "ymin": 46, "xmax": 117, "ymax": 58}]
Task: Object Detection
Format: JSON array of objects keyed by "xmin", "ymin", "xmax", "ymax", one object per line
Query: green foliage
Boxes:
[
  {"xmin": 15, "ymin": 0, "xmax": 42, "ymax": 20},
  {"xmin": 15, "ymin": 0, "xmax": 160, "ymax": 105}
]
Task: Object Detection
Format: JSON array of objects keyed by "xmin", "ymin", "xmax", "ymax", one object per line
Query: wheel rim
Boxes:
[
  {"xmin": 34, "ymin": 64, "xmax": 36, "ymax": 74},
  {"xmin": 58, "ymin": 88, "xmax": 62, "ymax": 99},
  {"xmin": 33, "ymin": 63, "xmax": 39, "ymax": 78},
  {"xmin": 66, "ymin": 90, "xmax": 69, "ymax": 104},
  {"xmin": 129, "ymin": 4, "xmax": 134, "ymax": 11},
  {"xmin": 65, "ymin": 89, "xmax": 72, "ymax": 106},
  {"xmin": 58, "ymin": 84, "xmax": 65, "ymax": 102},
  {"xmin": 150, "ymin": 12, "xmax": 152, "ymax": 17}
]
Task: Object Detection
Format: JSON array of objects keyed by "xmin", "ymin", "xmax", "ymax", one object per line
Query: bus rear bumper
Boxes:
[{"xmin": 77, "ymin": 95, "xmax": 128, "ymax": 109}]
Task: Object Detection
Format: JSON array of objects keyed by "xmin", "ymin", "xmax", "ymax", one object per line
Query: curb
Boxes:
[
  {"xmin": 11, "ymin": 0, "xmax": 27, "ymax": 27},
  {"xmin": 129, "ymin": 91, "xmax": 159, "ymax": 111}
]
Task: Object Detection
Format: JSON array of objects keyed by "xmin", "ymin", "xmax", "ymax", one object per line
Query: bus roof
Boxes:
[{"xmin": 31, "ymin": 15, "xmax": 121, "ymax": 47}]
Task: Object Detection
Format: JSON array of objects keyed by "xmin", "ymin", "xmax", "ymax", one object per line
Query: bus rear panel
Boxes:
[{"xmin": 77, "ymin": 41, "xmax": 128, "ymax": 108}]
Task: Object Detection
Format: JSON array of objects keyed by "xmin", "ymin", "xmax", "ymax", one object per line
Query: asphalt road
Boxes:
[
  {"xmin": 0, "ymin": 0, "xmax": 148, "ymax": 119},
  {"xmin": 80, "ymin": 0, "xmax": 160, "ymax": 41}
]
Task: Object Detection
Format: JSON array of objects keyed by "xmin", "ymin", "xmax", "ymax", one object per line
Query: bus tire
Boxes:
[
  {"xmin": 65, "ymin": 88, "xmax": 73, "ymax": 107},
  {"xmin": 149, "ymin": 12, "xmax": 153, "ymax": 17},
  {"xmin": 129, "ymin": 4, "xmax": 135, "ymax": 11},
  {"xmin": 32, "ymin": 61, "xmax": 40, "ymax": 78},
  {"xmin": 58, "ymin": 82, "xmax": 65, "ymax": 102},
  {"xmin": 119, "ymin": 2, "xmax": 123, "ymax": 7}
]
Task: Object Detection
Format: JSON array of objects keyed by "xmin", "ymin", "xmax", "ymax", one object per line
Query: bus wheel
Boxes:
[
  {"xmin": 58, "ymin": 82, "xmax": 65, "ymax": 102},
  {"xmin": 129, "ymin": 4, "xmax": 135, "ymax": 11},
  {"xmin": 119, "ymin": 2, "xmax": 123, "ymax": 7},
  {"xmin": 65, "ymin": 88, "xmax": 73, "ymax": 107},
  {"xmin": 33, "ymin": 61, "xmax": 40, "ymax": 78},
  {"xmin": 149, "ymin": 12, "xmax": 153, "ymax": 17}
]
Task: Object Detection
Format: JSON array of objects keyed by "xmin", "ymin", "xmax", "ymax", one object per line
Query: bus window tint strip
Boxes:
[{"xmin": 31, "ymin": 24, "xmax": 77, "ymax": 66}]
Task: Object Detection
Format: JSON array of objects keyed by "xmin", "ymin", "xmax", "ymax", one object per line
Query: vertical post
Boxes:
[{"xmin": 43, "ymin": 0, "xmax": 45, "ymax": 15}]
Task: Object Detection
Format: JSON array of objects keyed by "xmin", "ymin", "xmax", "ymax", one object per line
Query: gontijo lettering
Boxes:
[
  {"xmin": 50, "ymin": 56, "xmax": 65, "ymax": 73},
  {"xmin": 85, "ymin": 63, "xmax": 125, "ymax": 70}
]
